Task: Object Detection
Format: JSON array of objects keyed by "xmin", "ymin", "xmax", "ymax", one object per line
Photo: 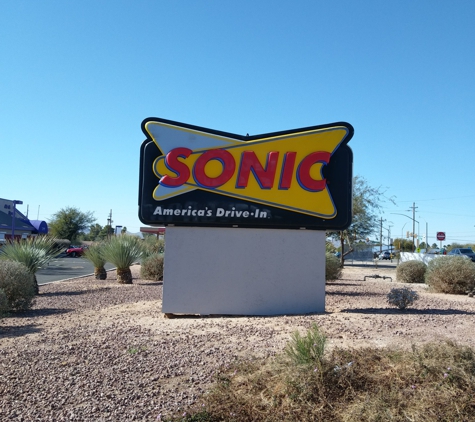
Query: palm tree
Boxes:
[
  {"xmin": 0, "ymin": 236, "xmax": 63, "ymax": 294},
  {"xmin": 101, "ymin": 235, "xmax": 144, "ymax": 284},
  {"xmin": 83, "ymin": 243, "xmax": 107, "ymax": 280}
]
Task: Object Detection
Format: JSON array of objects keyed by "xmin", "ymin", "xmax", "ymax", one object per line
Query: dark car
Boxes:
[
  {"xmin": 447, "ymin": 248, "xmax": 475, "ymax": 262},
  {"xmin": 379, "ymin": 251, "xmax": 392, "ymax": 260},
  {"xmin": 65, "ymin": 246, "xmax": 85, "ymax": 257}
]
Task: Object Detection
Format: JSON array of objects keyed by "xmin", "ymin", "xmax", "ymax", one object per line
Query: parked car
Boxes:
[
  {"xmin": 65, "ymin": 245, "xmax": 85, "ymax": 257},
  {"xmin": 447, "ymin": 248, "xmax": 475, "ymax": 262},
  {"xmin": 379, "ymin": 251, "xmax": 392, "ymax": 260}
]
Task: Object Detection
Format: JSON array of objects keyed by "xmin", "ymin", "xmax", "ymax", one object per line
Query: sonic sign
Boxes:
[{"xmin": 139, "ymin": 118, "xmax": 353, "ymax": 230}]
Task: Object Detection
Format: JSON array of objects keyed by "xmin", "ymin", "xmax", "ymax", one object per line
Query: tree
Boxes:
[
  {"xmin": 88, "ymin": 223, "xmax": 103, "ymax": 241},
  {"xmin": 393, "ymin": 238, "xmax": 415, "ymax": 252},
  {"xmin": 329, "ymin": 176, "xmax": 394, "ymax": 266},
  {"xmin": 48, "ymin": 207, "xmax": 95, "ymax": 241},
  {"xmin": 99, "ymin": 225, "xmax": 114, "ymax": 240}
]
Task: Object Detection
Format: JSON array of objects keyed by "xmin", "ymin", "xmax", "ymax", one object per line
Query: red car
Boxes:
[{"xmin": 65, "ymin": 246, "xmax": 85, "ymax": 257}]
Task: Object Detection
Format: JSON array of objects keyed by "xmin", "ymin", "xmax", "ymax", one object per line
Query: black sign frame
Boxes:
[{"xmin": 138, "ymin": 117, "xmax": 353, "ymax": 230}]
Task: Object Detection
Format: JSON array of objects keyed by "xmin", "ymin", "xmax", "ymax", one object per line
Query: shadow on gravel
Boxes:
[
  {"xmin": 0, "ymin": 324, "xmax": 42, "ymax": 338},
  {"xmin": 329, "ymin": 291, "xmax": 382, "ymax": 297},
  {"xmin": 344, "ymin": 262, "xmax": 397, "ymax": 269},
  {"xmin": 135, "ymin": 281, "xmax": 163, "ymax": 286},
  {"xmin": 40, "ymin": 288, "xmax": 111, "ymax": 297},
  {"xmin": 11, "ymin": 308, "xmax": 73, "ymax": 318},
  {"xmin": 342, "ymin": 308, "xmax": 475, "ymax": 315}
]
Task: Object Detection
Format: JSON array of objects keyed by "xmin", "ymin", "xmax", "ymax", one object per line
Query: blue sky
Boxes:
[{"xmin": 1, "ymin": 1, "xmax": 474, "ymax": 246}]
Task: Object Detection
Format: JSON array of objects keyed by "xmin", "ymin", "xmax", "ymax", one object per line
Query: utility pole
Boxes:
[
  {"xmin": 380, "ymin": 217, "xmax": 383, "ymax": 254},
  {"xmin": 107, "ymin": 209, "xmax": 113, "ymax": 240},
  {"xmin": 408, "ymin": 202, "xmax": 418, "ymax": 252}
]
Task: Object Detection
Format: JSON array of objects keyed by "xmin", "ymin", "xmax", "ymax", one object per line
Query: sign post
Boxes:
[
  {"xmin": 437, "ymin": 232, "xmax": 446, "ymax": 249},
  {"xmin": 139, "ymin": 118, "xmax": 353, "ymax": 315}
]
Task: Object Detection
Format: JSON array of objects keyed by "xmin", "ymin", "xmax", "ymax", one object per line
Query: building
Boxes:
[{"xmin": 0, "ymin": 198, "xmax": 48, "ymax": 243}]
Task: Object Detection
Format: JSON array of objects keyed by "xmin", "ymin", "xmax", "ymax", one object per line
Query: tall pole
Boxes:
[
  {"xmin": 11, "ymin": 203, "xmax": 16, "ymax": 241},
  {"xmin": 412, "ymin": 202, "xmax": 415, "ymax": 252},
  {"xmin": 407, "ymin": 202, "xmax": 418, "ymax": 252},
  {"xmin": 107, "ymin": 209, "xmax": 113, "ymax": 240},
  {"xmin": 380, "ymin": 217, "xmax": 383, "ymax": 254},
  {"xmin": 391, "ymin": 211, "xmax": 419, "ymax": 252}
]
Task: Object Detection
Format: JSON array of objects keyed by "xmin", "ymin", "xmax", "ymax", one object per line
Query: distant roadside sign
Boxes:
[{"xmin": 436, "ymin": 232, "xmax": 446, "ymax": 241}]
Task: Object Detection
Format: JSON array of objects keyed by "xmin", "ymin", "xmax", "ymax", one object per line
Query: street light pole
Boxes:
[
  {"xmin": 391, "ymin": 206, "xmax": 419, "ymax": 252},
  {"xmin": 409, "ymin": 203, "xmax": 418, "ymax": 252}
]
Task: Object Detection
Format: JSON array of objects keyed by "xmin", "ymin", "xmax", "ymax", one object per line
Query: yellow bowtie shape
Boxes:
[{"xmin": 145, "ymin": 121, "xmax": 350, "ymax": 218}]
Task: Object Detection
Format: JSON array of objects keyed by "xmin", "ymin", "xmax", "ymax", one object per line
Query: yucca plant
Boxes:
[
  {"xmin": 83, "ymin": 243, "xmax": 107, "ymax": 280},
  {"xmin": 0, "ymin": 236, "xmax": 64, "ymax": 294},
  {"xmin": 101, "ymin": 235, "xmax": 144, "ymax": 284}
]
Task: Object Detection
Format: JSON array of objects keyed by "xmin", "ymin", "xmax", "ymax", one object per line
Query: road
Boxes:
[{"xmin": 36, "ymin": 255, "xmax": 115, "ymax": 285}]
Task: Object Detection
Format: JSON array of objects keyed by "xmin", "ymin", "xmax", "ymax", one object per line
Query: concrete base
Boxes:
[{"xmin": 162, "ymin": 226, "xmax": 326, "ymax": 315}]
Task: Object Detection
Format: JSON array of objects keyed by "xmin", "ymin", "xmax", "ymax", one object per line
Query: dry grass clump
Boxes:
[
  {"xmin": 396, "ymin": 260, "xmax": 427, "ymax": 283},
  {"xmin": 425, "ymin": 256, "xmax": 475, "ymax": 294},
  {"xmin": 140, "ymin": 254, "xmax": 164, "ymax": 281},
  {"xmin": 166, "ymin": 339, "xmax": 475, "ymax": 421}
]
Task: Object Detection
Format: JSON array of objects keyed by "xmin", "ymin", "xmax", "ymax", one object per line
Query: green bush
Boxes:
[
  {"xmin": 140, "ymin": 254, "xmax": 164, "ymax": 281},
  {"xmin": 284, "ymin": 323, "xmax": 327, "ymax": 366},
  {"xmin": 0, "ymin": 288, "xmax": 9, "ymax": 317},
  {"xmin": 425, "ymin": 256, "xmax": 475, "ymax": 294},
  {"xmin": 325, "ymin": 252, "xmax": 342, "ymax": 282},
  {"xmin": 142, "ymin": 236, "xmax": 165, "ymax": 258},
  {"xmin": 396, "ymin": 260, "xmax": 427, "ymax": 283},
  {"xmin": 0, "ymin": 260, "xmax": 36, "ymax": 311}
]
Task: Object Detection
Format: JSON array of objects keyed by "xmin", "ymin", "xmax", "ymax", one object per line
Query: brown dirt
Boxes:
[{"xmin": 1, "ymin": 263, "xmax": 475, "ymax": 420}]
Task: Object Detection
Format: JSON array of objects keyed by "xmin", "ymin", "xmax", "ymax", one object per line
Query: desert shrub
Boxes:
[
  {"xmin": 0, "ymin": 288, "xmax": 9, "ymax": 317},
  {"xmin": 425, "ymin": 256, "xmax": 475, "ymax": 294},
  {"xmin": 101, "ymin": 235, "xmax": 144, "ymax": 284},
  {"xmin": 387, "ymin": 286, "xmax": 419, "ymax": 310},
  {"xmin": 142, "ymin": 236, "xmax": 165, "ymax": 258},
  {"xmin": 172, "ymin": 341, "xmax": 475, "ymax": 422},
  {"xmin": 326, "ymin": 252, "xmax": 342, "ymax": 282},
  {"xmin": 284, "ymin": 323, "xmax": 327, "ymax": 366},
  {"xmin": 0, "ymin": 236, "xmax": 64, "ymax": 294},
  {"xmin": 83, "ymin": 243, "xmax": 107, "ymax": 280},
  {"xmin": 396, "ymin": 260, "xmax": 427, "ymax": 283},
  {"xmin": 140, "ymin": 254, "xmax": 164, "ymax": 281},
  {"xmin": 0, "ymin": 260, "xmax": 36, "ymax": 311}
]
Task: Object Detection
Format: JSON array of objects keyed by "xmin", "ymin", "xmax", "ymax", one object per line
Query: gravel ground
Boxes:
[{"xmin": 1, "ymin": 263, "xmax": 475, "ymax": 421}]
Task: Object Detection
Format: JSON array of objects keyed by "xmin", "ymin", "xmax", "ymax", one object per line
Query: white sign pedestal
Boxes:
[{"xmin": 162, "ymin": 226, "xmax": 326, "ymax": 315}]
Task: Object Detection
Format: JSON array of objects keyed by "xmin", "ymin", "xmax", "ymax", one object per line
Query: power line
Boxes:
[{"xmin": 396, "ymin": 194, "xmax": 475, "ymax": 203}]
